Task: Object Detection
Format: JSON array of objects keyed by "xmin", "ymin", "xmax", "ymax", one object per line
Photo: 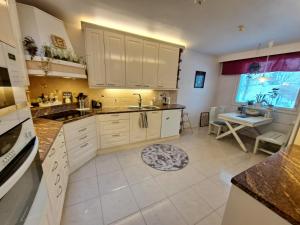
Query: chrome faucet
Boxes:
[{"xmin": 133, "ymin": 93, "xmax": 142, "ymax": 108}]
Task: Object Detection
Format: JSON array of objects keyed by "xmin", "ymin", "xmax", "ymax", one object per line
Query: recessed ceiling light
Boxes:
[
  {"xmin": 194, "ymin": 0, "xmax": 206, "ymax": 6},
  {"xmin": 238, "ymin": 25, "xmax": 245, "ymax": 32}
]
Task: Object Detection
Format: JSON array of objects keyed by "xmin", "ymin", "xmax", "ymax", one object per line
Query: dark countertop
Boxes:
[
  {"xmin": 33, "ymin": 104, "xmax": 185, "ymax": 161},
  {"xmin": 33, "ymin": 118, "xmax": 63, "ymax": 162},
  {"xmin": 232, "ymin": 144, "xmax": 300, "ymax": 225},
  {"xmin": 93, "ymin": 104, "xmax": 185, "ymax": 114}
]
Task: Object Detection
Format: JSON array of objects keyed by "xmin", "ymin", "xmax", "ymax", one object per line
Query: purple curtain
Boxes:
[{"xmin": 221, "ymin": 52, "xmax": 300, "ymax": 75}]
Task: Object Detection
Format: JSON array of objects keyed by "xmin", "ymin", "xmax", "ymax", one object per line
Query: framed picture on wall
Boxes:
[{"xmin": 194, "ymin": 71, "xmax": 206, "ymax": 88}]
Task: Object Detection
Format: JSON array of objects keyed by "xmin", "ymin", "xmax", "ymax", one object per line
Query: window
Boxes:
[{"xmin": 235, "ymin": 71, "xmax": 300, "ymax": 109}]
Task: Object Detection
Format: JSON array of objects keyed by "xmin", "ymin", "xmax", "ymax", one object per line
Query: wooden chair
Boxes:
[{"xmin": 208, "ymin": 106, "xmax": 226, "ymax": 136}]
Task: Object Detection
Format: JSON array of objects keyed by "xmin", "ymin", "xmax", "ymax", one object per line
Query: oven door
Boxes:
[
  {"xmin": 0, "ymin": 137, "xmax": 42, "ymax": 225},
  {"xmin": 0, "ymin": 66, "xmax": 16, "ymax": 116}
]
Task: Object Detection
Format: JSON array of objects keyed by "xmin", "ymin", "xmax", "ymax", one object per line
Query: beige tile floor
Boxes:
[{"xmin": 62, "ymin": 127, "xmax": 267, "ymax": 225}]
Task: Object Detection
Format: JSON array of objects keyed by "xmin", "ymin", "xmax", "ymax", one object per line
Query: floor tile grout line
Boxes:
[
  {"xmin": 116, "ymin": 154, "xmax": 149, "ymax": 225},
  {"xmin": 94, "ymin": 159, "xmax": 106, "ymax": 225}
]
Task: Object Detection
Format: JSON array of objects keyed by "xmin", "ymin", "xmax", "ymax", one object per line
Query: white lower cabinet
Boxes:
[
  {"xmin": 63, "ymin": 116, "xmax": 97, "ymax": 173},
  {"xmin": 130, "ymin": 112, "xmax": 147, "ymax": 143},
  {"xmin": 42, "ymin": 128, "xmax": 69, "ymax": 225},
  {"xmin": 146, "ymin": 111, "xmax": 162, "ymax": 140},
  {"xmin": 161, "ymin": 109, "xmax": 181, "ymax": 138},
  {"xmin": 97, "ymin": 113, "xmax": 130, "ymax": 148},
  {"xmin": 97, "ymin": 110, "xmax": 180, "ymax": 149}
]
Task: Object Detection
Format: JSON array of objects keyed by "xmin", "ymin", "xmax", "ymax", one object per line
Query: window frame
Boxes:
[{"xmin": 234, "ymin": 73, "xmax": 300, "ymax": 112}]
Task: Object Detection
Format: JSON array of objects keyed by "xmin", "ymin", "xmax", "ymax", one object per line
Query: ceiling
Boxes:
[{"xmin": 17, "ymin": 0, "xmax": 300, "ymax": 55}]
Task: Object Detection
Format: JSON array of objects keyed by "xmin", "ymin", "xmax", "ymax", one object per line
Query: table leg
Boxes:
[{"xmin": 217, "ymin": 121, "xmax": 248, "ymax": 152}]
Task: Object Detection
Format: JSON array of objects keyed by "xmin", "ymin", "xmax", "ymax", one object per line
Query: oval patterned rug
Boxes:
[{"xmin": 141, "ymin": 144, "xmax": 189, "ymax": 171}]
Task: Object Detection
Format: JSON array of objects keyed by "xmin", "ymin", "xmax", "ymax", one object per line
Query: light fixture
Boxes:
[
  {"xmin": 238, "ymin": 25, "xmax": 245, "ymax": 32},
  {"xmin": 194, "ymin": 0, "xmax": 206, "ymax": 6}
]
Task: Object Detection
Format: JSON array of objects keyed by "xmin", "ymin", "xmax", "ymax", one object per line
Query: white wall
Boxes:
[{"xmin": 177, "ymin": 49, "xmax": 219, "ymax": 127}]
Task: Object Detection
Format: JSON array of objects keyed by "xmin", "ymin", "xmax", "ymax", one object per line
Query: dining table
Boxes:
[{"xmin": 217, "ymin": 112, "xmax": 273, "ymax": 152}]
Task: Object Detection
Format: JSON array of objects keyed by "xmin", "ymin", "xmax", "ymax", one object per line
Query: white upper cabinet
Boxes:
[
  {"xmin": 143, "ymin": 41, "xmax": 159, "ymax": 88},
  {"xmin": 84, "ymin": 24, "xmax": 181, "ymax": 89},
  {"xmin": 85, "ymin": 28, "xmax": 106, "ymax": 87},
  {"xmin": 157, "ymin": 44, "xmax": 179, "ymax": 89},
  {"xmin": 0, "ymin": 0, "xmax": 15, "ymax": 47},
  {"xmin": 125, "ymin": 36, "xmax": 143, "ymax": 87},
  {"xmin": 104, "ymin": 31, "xmax": 126, "ymax": 87}
]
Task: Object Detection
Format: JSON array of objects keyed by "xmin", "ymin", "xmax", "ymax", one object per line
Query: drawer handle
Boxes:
[
  {"xmin": 112, "ymin": 134, "xmax": 120, "ymax": 137},
  {"xmin": 64, "ymin": 161, "xmax": 68, "ymax": 168},
  {"xmin": 48, "ymin": 148, "xmax": 56, "ymax": 158},
  {"xmin": 80, "ymin": 135, "xmax": 88, "ymax": 140},
  {"xmin": 80, "ymin": 143, "xmax": 89, "ymax": 148},
  {"xmin": 111, "ymin": 114, "xmax": 120, "ymax": 117},
  {"xmin": 55, "ymin": 174, "xmax": 61, "ymax": 185},
  {"xmin": 107, "ymin": 83, "xmax": 116, "ymax": 86},
  {"xmin": 78, "ymin": 128, "xmax": 87, "ymax": 133},
  {"xmin": 112, "ymin": 121, "xmax": 120, "ymax": 124},
  {"xmin": 95, "ymin": 83, "xmax": 104, "ymax": 86},
  {"xmin": 144, "ymin": 85, "xmax": 150, "ymax": 87},
  {"xmin": 56, "ymin": 185, "xmax": 62, "ymax": 198},
  {"xmin": 52, "ymin": 161, "xmax": 59, "ymax": 172}
]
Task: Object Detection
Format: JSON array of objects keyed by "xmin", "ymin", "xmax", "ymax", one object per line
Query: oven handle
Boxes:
[{"xmin": 0, "ymin": 137, "xmax": 39, "ymax": 199}]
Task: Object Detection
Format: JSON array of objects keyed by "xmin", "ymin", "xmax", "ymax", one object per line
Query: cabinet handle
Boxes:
[
  {"xmin": 135, "ymin": 84, "xmax": 142, "ymax": 87},
  {"xmin": 52, "ymin": 161, "xmax": 59, "ymax": 172},
  {"xmin": 166, "ymin": 117, "xmax": 170, "ymax": 120},
  {"xmin": 144, "ymin": 85, "xmax": 150, "ymax": 87},
  {"xmin": 64, "ymin": 161, "xmax": 68, "ymax": 169},
  {"xmin": 95, "ymin": 83, "xmax": 105, "ymax": 86},
  {"xmin": 111, "ymin": 114, "xmax": 120, "ymax": 117},
  {"xmin": 112, "ymin": 134, "xmax": 120, "ymax": 137},
  {"xmin": 78, "ymin": 128, "xmax": 87, "ymax": 133},
  {"xmin": 107, "ymin": 83, "xmax": 116, "ymax": 86},
  {"xmin": 80, "ymin": 143, "xmax": 89, "ymax": 148},
  {"xmin": 112, "ymin": 121, "xmax": 120, "ymax": 124},
  {"xmin": 55, "ymin": 174, "xmax": 61, "ymax": 185},
  {"xmin": 48, "ymin": 148, "xmax": 55, "ymax": 158},
  {"xmin": 158, "ymin": 85, "xmax": 164, "ymax": 87},
  {"xmin": 80, "ymin": 135, "xmax": 88, "ymax": 140},
  {"xmin": 56, "ymin": 185, "xmax": 63, "ymax": 198}
]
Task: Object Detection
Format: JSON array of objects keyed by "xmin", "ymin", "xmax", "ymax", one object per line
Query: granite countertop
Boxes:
[
  {"xmin": 33, "ymin": 118, "xmax": 63, "ymax": 162},
  {"xmin": 232, "ymin": 144, "xmax": 300, "ymax": 225},
  {"xmin": 93, "ymin": 104, "xmax": 186, "ymax": 114}
]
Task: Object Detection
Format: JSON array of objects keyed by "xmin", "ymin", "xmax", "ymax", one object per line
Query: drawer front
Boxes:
[
  {"xmin": 97, "ymin": 113, "xmax": 129, "ymax": 122},
  {"xmin": 43, "ymin": 129, "xmax": 66, "ymax": 177},
  {"xmin": 100, "ymin": 132, "xmax": 129, "ymax": 148},
  {"xmin": 64, "ymin": 116, "xmax": 95, "ymax": 134},
  {"xmin": 64, "ymin": 122, "xmax": 97, "ymax": 142},
  {"xmin": 100, "ymin": 119, "xmax": 129, "ymax": 135},
  {"xmin": 67, "ymin": 137, "xmax": 97, "ymax": 161},
  {"xmin": 65, "ymin": 129, "xmax": 97, "ymax": 150}
]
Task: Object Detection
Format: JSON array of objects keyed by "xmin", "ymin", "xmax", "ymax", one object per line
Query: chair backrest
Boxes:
[{"xmin": 209, "ymin": 106, "xmax": 225, "ymax": 122}]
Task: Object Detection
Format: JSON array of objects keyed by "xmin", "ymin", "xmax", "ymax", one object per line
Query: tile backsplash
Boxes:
[{"xmin": 28, "ymin": 76, "xmax": 178, "ymax": 107}]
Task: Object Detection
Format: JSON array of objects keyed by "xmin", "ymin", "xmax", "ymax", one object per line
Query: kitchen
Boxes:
[{"xmin": 1, "ymin": 0, "xmax": 300, "ymax": 225}]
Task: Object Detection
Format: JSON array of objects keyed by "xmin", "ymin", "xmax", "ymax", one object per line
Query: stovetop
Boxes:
[{"xmin": 41, "ymin": 110, "xmax": 92, "ymax": 122}]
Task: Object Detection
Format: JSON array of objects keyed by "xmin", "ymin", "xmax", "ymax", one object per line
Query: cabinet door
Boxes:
[
  {"xmin": 161, "ymin": 110, "xmax": 181, "ymax": 138},
  {"xmin": 85, "ymin": 28, "xmax": 106, "ymax": 87},
  {"xmin": 125, "ymin": 36, "xmax": 143, "ymax": 88},
  {"xmin": 143, "ymin": 41, "xmax": 159, "ymax": 88},
  {"xmin": 146, "ymin": 111, "xmax": 162, "ymax": 140},
  {"xmin": 130, "ymin": 112, "xmax": 147, "ymax": 143},
  {"xmin": 104, "ymin": 31, "xmax": 125, "ymax": 87},
  {"xmin": 157, "ymin": 44, "xmax": 179, "ymax": 89},
  {"xmin": 0, "ymin": 0, "xmax": 15, "ymax": 47}
]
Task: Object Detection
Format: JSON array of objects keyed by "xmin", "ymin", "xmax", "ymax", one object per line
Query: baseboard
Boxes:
[{"xmin": 96, "ymin": 135, "xmax": 180, "ymax": 155}]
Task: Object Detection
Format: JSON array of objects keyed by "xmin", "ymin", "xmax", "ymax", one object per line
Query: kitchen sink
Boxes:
[{"xmin": 128, "ymin": 105, "xmax": 160, "ymax": 110}]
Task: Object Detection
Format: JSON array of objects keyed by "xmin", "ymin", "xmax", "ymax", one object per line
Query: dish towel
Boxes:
[{"xmin": 139, "ymin": 112, "xmax": 148, "ymax": 128}]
